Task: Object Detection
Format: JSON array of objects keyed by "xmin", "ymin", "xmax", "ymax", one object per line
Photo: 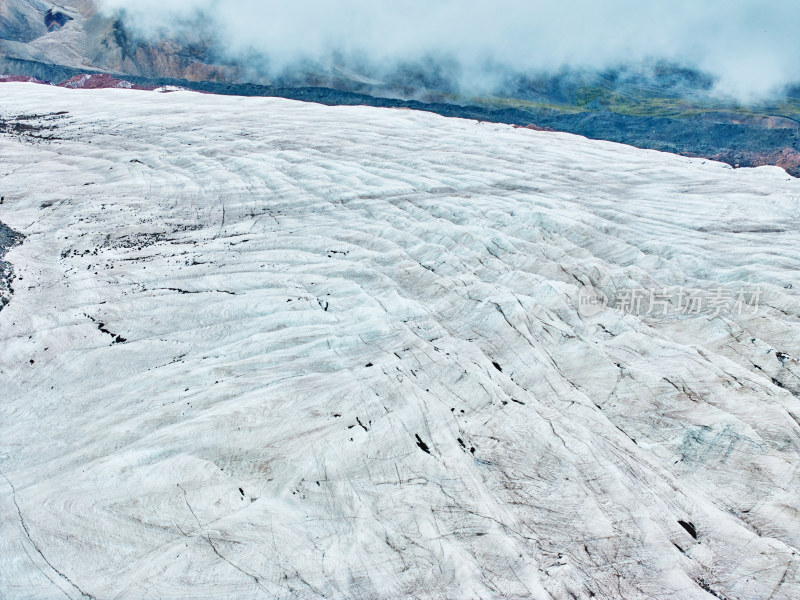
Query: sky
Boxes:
[{"xmin": 96, "ymin": 0, "xmax": 800, "ymax": 101}]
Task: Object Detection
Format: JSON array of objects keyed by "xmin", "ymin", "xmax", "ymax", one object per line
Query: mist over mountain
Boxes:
[
  {"xmin": 94, "ymin": 0, "xmax": 800, "ymax": 103},
  {"xmin": 3, "ymin": 0, "xmax": 800, "ymax": 104}
]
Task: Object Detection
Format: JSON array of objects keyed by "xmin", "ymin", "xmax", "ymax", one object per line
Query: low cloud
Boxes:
[{"xmin": 96, "ymin": 0, "xmax": 800, "ymax": 101}]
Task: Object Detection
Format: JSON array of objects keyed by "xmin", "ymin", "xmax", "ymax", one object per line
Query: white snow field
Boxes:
[{"xmin": 1, "ymin": 84, "xmax": 800, "ymax": 600}]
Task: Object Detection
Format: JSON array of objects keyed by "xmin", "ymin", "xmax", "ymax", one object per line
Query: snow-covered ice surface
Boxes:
[{"xmin": 1, "ymin": 83, "xmax": 800, "ymax": 600}]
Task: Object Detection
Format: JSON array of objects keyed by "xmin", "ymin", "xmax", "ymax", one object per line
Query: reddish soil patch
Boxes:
[{"xmin": 57, "ymin": 74, "xmax": 156, "ymax": 91}]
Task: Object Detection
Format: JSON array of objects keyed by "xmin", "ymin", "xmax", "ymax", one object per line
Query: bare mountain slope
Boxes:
[{"xmin": 0, "ymin": 0, "xmax": 232, "ymax": 82}]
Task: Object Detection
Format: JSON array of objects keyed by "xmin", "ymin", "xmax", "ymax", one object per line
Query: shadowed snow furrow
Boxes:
[
  {"xmin": 0, "ymin": 84, "xmax": 799, "ymax": 600},
  {"xmin": 0, "ymin": 220, "xmax": 23, "ymax": 312}
]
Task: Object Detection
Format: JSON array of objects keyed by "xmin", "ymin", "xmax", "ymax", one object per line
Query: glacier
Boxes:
[{"xmin": 0, "ymin": 83, "xmax": 799, "ymax": 599}]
